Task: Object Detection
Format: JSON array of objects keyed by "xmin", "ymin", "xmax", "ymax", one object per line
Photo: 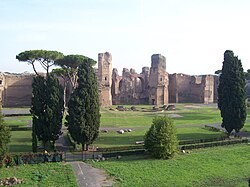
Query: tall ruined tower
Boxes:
[
  {"xmin": 98, "ymin": 52, "xmax": 112, "ymax": 106},
  {"xmin": 148, "ymin": 54, "xmax": 169, "ymax": 105}
]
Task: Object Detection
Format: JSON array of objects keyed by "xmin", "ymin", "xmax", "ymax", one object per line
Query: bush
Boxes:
[{"xmin": 144, "ymin": 116, "xmax": 178, "ymax": 159}]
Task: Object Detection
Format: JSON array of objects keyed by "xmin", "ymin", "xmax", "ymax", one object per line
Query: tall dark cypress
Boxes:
[
  {"xmin": 218, "ymin": 50, "xmax": 247, "ymax": 133},
  {"xmin": 66, "ymin": 59, "xmax": 100, "ymax": 150},
  {"xmin": 45, "ymin": 74, "xmax": 64, "ymax": 148},
  {"xmin": 31, "ymin": 75, "xmax": 64, "ymax": 150}
]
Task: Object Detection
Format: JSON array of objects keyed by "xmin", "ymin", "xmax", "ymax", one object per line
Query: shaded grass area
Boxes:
[
  {"xmin": 0, "ymin": 163, "xmax": 77, "ymax": 187},
  {"xmin": 91, "ymin": 144, "xmax": 250, "ymax": 187},
  {"xmin": 8, "ymin": 131, "xmax": 32, "ymax": 152}
]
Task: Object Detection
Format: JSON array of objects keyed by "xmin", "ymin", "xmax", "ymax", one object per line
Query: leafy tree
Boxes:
[
  {"xmin": 31, "ymin": 75, "xmax": 64, "ymax": 150},
  {"xmin": 16, "ymin": 50, "xmax": 64, "ymax": 76},
  {"xmin": 218, "ymin": 50, "xmax": 247, "ymax": 134},
  {"xmin": 144, "ymin": 116, "xmax": 178, "ymax": 159},
  {"xmin": 55, "ymin": 55, "xmax": 96, "ymax": 90},
  {"xmin": 245, "ymin": 69, "xmax": 250, "ymax": 80},
  {"xmin": 66, "ymin": 59, "xmax": 100, "ymax": 151},
  {"xmin": 215, "ymin": 70, "xmax": 222, "ymax": 74},
  {"xmin": 0, "ymin": 106, "xmax": 11, "ymax": 163},
  {"xmin": 54, "ymin": 55, "xmax": 96, "ymax": 110}
]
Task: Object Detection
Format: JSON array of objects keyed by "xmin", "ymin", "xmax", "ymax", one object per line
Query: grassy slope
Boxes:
[
  {"xmin": 92, "ymin": 144, "xmax": 250, "ymax": 187},
  {"xmin": 0, "ymin": 163, "xmax": 77, "ymax": 187}
]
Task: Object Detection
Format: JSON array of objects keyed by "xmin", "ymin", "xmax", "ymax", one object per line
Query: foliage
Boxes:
[
  {"xmin": 214, "ymin": 69, "xmax": 222, "ymax": 74},
  {"xmin": 55, "ymin": 55, "xmax": 96, "ymax": 90},
  {"xmin": 91, "ymin": 145, "xmax": 250, "ymax": 187},
  {"xmin": 30, "ymin": 75, "xmax": 64, "ymax": 150},
  {"xmin": 0, "ymin": 108, "xmax": 11, "ymax": 165},
  {"xmin": 218, "ymin": 50, "xmax": 247, "ymax": 133},
  {"xmin": 66, "ymin": 59, "xmax": 100, "ymax": 150},
  {"xmin": 245, "ymin": 69, "xmax": 250, "ymax": 80},
  {"xmin": 144, "ymin": 116, "xmax": 178, "ymax": 159},
  {"xmin": 16, "ymin": 50, "xmax": 64, "ymax": 75}
]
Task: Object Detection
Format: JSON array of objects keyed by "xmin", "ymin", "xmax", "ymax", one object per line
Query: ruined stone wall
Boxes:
[
  {"xmin": 0, "ymin": 52, "xmax": 220, "ymax": 107},
  {"xmin": 98, "ymin": 52, "xmax": 112, "ymax": 106},
  {"xmin": 0, "ymin": 73, "xmax": 34, "ymax": 107},
  {"xmin": 148, "ymin": 54, "xmax": 169, "ymax": 105},
  {"xmin": 213, "ymin": 75, "xmax": 219, "ymax": 102},
  {"xmin": 111, "ymin": 68, "xmax": 149, "ymax": 105},
  {"xmin": 169, "ymin": 74, "xmax": 215, "ymax": 103}
]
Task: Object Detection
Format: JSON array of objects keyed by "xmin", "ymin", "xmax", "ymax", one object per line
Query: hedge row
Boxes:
[
  {"xmin": 179, "ymin": 136, "xmax": 227, "ymax": 145},
  {"xmin": 1, "ymin": 152, "xmax": 63, "ymax": 168},
  {"xmin": 102, "ymin": 149, "xmax": 145, "ymax": 158},
  {"xmin": 10, "ymin": 126, "xmax": 32, "ymax": 131},
  {"xmin": 4, "ymin": 113, "xmax": 31, "ymax": 117},
  {"xmin": 98, "ymin": 145, "xmax": 144, "ymax": 152},
  {"xmin": 180, "ymin": 139, "xmax": 248, "ymax": 150}
]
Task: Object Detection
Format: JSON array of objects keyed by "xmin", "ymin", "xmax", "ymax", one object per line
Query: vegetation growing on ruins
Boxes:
[
  {"xmin": 66, "ymin": 59, "xmax": 100, "ymax": 151},
  {"xmin": 144, "ymin": 116, "xmax": 178, "ymax": 159},
  {"xmin": 218, "ymin": 50, "xmax": 247, "ymax": 133}
]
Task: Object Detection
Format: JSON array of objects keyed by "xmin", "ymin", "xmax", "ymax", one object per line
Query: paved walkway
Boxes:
[{"xmin": 55, "ymin": 130, "xmax": 113, "ymax": 187}]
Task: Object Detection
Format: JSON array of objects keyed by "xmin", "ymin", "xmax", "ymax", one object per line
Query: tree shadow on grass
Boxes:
[
  {"xmin": 8, "ymin": 144, "xmax": 32, "ymax": 152},
  {"xmin": 11, "ymin": 137, "xmax": 31, "ymax": 142}
]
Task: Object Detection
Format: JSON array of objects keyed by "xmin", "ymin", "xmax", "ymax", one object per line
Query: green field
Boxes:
[
  {"xmin": 5, "ymin": 104, "xmax": 250, "ymax": 151},
  {"xmin": 8, "ymin": 131, "xmax": 32, "ymax": 152},
  {"xmin": 91, "ymin": 144, "xmax": 250, "ymax": 187},
  {"xmin": 0, "ymin": 163, "xmax": 77, "ymax": 187},
  {"xmin": 4, "ymin": 116, "xmax": 32, "ymax": 127}
]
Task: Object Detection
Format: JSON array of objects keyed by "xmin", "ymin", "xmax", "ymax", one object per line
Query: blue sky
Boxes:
[{"xmin": 0, "ymin": 0, "xmax": 249, "ymax": 75}]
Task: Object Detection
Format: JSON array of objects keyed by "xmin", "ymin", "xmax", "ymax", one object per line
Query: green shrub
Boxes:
[{"xmin": 144, "ymin": 116, "xmax": 178, "ymax": 159}]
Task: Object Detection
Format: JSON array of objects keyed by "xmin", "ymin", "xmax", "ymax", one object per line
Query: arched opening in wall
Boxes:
[
  {"xmin": 111, "ymin": 79, "xmax": 115, "ymax": 96},
  {"xmin": 135, "ymin": 77, "xmax": 145, "ymax": 93},
  {"xmin": 118, "ymin": 80, "xmax": 123, "ymax": 92},
  {"xmin": 104, "ymin": 76, "xmax": 107, "ymax": 81}
]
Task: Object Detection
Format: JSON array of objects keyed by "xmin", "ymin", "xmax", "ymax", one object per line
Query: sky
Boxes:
[{"xmin": 0, "ymin": 0, "xmax": 249, "ymax": 75}]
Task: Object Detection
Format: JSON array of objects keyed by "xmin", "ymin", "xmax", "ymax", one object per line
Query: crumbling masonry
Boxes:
[{"xmin": 0, "ymin": 52, "xmax": 218, "ymax": 107}]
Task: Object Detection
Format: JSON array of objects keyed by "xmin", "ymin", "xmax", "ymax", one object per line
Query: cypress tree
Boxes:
[
  {"xmin": 66, "ymin": 59, "xmax": 100, "ymax": 151},
  {"xmin": 31, "ymin": 76, "xmax": 46, "ymax": 151},
  {"xmin": 31, "ymin": 75, "xmax": 64, "ymax": 151},
  {"xmin": 218, "ymin": 50, "xmax": 247, "ymax": 134}
]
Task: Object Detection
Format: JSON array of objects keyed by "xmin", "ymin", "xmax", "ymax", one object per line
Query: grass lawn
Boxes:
[
  {"xmin": 0, "ymin": 163, "xmax": 77, "ymax": 187},
  {"xmin": 91, "ymin": 144, "xmax": 250, "ymax": 187},
  {"xmin": 101, "ymin": 104, "xmax": 223, "ymax": 128},
  {"xmin": 8, "ymin": 131, "xmax": 32, "ymax": 153},
  {"xmin": 93, "ymin": 127, "xmax": 226, "ymax": 148},
  {"xmin": 4, "ymin": 116, "xmax": 32, "ymax": 127}
]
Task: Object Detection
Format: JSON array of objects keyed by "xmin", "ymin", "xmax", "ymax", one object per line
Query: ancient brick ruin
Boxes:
[{"xmin": 0, "ymin": 52, "xmax": 219, "ymax": 107}]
